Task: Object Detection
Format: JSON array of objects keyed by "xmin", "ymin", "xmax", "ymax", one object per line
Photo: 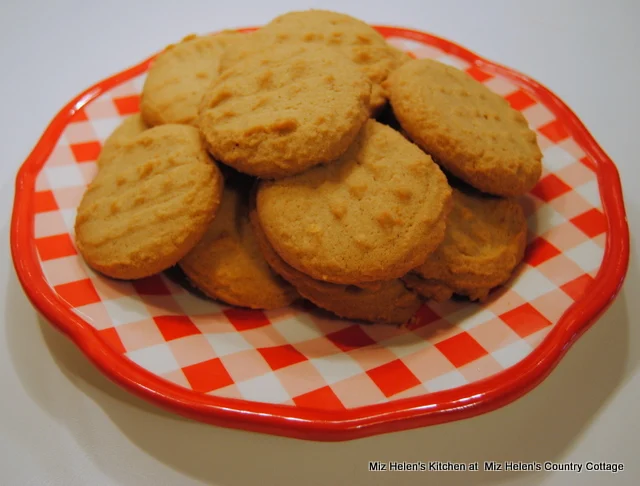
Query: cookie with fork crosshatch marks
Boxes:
[
  {"xmin": 220, "ymin": 9, "xmax": 409, "ymax": 112},
  {"xmin": 75, "ymin": 124, "xmax": 223, "ymax": 280},
  {"xmin": 255, "ymin": 119, "xmax": 452, "ymax": 285},
  {"xmin": 198, "ymin": 42, "xmax": 370, "ymax": 178},
  {"xmin": 386, "ymin": 58, "xmax": 542, "ymax": 196}
]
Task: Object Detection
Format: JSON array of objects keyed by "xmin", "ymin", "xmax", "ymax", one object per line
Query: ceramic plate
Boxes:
[{"xmin": 11, "ymin": 26, "xmax": 629, "ymax": 441}]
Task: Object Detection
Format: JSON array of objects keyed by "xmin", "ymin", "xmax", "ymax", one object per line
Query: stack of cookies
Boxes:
[{"xmin": 75, "ymin": 10, "xmax": 542, "ymax": 324}]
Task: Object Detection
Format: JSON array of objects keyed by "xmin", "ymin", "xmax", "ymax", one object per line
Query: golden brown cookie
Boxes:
[
  {"xmin": 140, "ymin": 33, "xmax": 239, "ymax": 127},
  {"xmin": 198, "ymin": 42, "xmax": 370, "ymax": 178},
  {"xmin": 220, "ymin": 10, "xmax": 408, "ymax": 111},
  {"xmin": 75, "ymin": 125, "xmax": 223, "ymax": 280},
  {"xmin": 386, "ymin": 59, "xmax": 542, "ymax": 196},
  {"xmin": 411, "ymin": 187, "xmax": 527, "ymax": 301},
  {"xmin": 256, "ymin": 120, "xmax": 451, "ymax": 284},
  {"xmin": 97, "ymin": 114, "xmax": 149, "ymax": 168},
  {"xmin": 251, "ymin": 203, "xmax": 420, "ymax": 324},
  {"xmin": 179, "ymin": 181, "xmax": 298, "ymax": 309}
]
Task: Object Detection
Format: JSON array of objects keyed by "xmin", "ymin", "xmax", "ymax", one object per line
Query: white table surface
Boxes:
[{"xmin": 1, "ymin": 0, "xmax": 638, "ymax": 484}]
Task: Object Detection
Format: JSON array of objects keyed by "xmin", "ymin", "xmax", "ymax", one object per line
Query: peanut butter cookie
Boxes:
[
  {"xmin": 75, "ymin": 125, "xmax": 223, "ymax": 279},
  {"xmin": 220, "ymin": 10, "xmax": 408, "ymax": 111},
  {"xmin": 199, "ymin": 42, "xmax": 370, "ymax": 178},
  {"xmin": 256, "ymin": 120, "xmax": 451, "ymax": 284},
  {"xmin": 386, "ymin": 58, "xmax": 542, "ymax": 196}
]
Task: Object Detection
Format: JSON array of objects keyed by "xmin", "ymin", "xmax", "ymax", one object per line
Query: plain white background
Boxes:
[{"xmin": 0, "ymin": 0, "xmax": 638, "ymax": 484}]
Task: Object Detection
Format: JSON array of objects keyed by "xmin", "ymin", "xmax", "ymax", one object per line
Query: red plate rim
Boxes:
[{"xmin": 10, "ymin": 26, "xmax": 630, "ymax": 441}]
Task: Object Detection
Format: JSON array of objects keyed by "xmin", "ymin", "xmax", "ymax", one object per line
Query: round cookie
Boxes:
[
  {"xmin": 97, "ymin": 114, "xmax": 148, "ymax": 168},
  {"xmin": 198, "ymin": 42, "xmax": 370, "ymax": 178},
  {"xmin": 386, "ymin": 58, "xmax": 542, "ymax": 196},
  {"xmin": 140, "ymin": 33, "xmax": 239, "ymax": 127},
  {"xmin": 256, "ymin": 119, "xmax": 452, "ymax": 284},
  {"xmin": 75, "ymin": 125, "xmax": 223, "ymax": 280},
  {"xmin": 412, "ymin": 187, "xmax": 527, "ymax": 301},
  {"xmin": 250, "ymin": 204, "xmax": 420, "ymax": 324},
  {"xmin": 220, "ymin": 10, "xmax": 408, "ymax": 111},
  {"xmin": 179, "ymin": 182, "xmax": 298, "ymax": 309}
]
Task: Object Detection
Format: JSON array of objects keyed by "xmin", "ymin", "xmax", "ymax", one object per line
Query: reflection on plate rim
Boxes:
[{"xmin": 10, "ymin": 26, "xmax": 630, "ymax": 441}]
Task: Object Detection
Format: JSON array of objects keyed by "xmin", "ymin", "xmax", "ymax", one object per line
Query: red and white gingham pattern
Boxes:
[{"xmin": 30, "ymin": 36, "xmax": 606, "ymax": 411}]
